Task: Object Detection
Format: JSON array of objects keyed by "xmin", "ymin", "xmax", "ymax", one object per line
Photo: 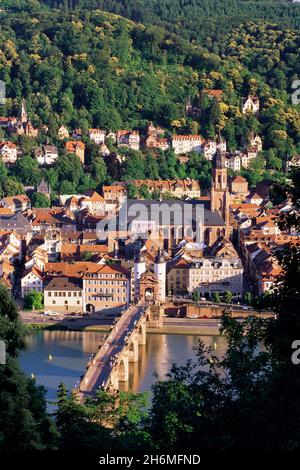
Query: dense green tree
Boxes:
[
  {"xmin": 23, "ymin": 290, "xmax": 44, "ymax": 310},
  {"xmin": 244, "ymin": 291, "xmax": 253, "ymax": 306},
  {"xmin": 211, "ymin": 292, "xmax": 221, "ymax": 303},
  {"xmin": 59, "ymin": 180, "xmax": 76, "ymax": 194},
  {"xmin": 127, "ymin": 182, "xmax": 138, "ymax": 199},
  {"xmin": 122, "ymin": 151, "xmax": 145, "ymax": 180},
  {"xmin": 144, "ymin": 154, "xmax": 160, "ymax": 180},
  {"xmin": 32, "ymin": 193, "xmax": 51, "ymax": 208},
  {"xmin": 12, "ymin": 155, "xmax": 41, "ymax": 186},
  {"xmin": 137, "ymin": 184, "xmax": 150, "ymax": 199},
  {"xmin": 55, "ymin": 154, "xmax": 84, "ymax": 188},
  {"xmin": 224, "ymin": 291, "xmax": 233, "ymax": 304},
  {"xmin": 91, "ymin": 157, "xmax": 108, "ymax": 185},
  {"xmin": 192, "ymin": 291, "xmax": 200, "ymax": 302},
  {"xmin": 0, "ymin": 286, "xmax": 57, "ymax": 450},
  {"xmin": 54, "ymin": 384, "xmax": 111, "ymax": 450}
]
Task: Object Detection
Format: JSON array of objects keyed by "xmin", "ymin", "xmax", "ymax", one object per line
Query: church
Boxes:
[
  {"xmin": 129, "ymin": 136, "xmax": 231, "ymax": 303},
  {"xmin": 9, "ymin": 100, "xmax": 38, "ymax": 138}
]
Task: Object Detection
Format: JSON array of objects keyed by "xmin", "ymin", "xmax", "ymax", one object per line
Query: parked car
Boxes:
[{"xmin": 44, "ymin": 310, "xmax": 59, "ymax": 316}]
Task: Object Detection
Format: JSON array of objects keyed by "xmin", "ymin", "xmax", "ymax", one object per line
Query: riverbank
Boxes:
[
  {"xmin": 24, "ymin": 318, "xmax": 222, "ymax": 336},
  {"xmin": 20, "ymin": 330, "xmax": 227, "ymax": 405},
  {"xmin": 84, "ymin": 321, "xmax": 221, "ymax": 336}
]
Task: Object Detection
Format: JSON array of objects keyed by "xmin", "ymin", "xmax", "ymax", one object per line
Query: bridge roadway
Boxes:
[{"xmin": 78, "ymin": 302, "xmax": 149, "ymax": 398}]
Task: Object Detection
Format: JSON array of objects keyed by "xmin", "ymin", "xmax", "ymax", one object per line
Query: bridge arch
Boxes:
[
  {"xmin": 86, "ymin": 303, "xmax": 95, "ymax": 314},
  {"xmin": 118, "ymin": 356, "xmax": 129, "ymax": 382},
  {"xmin": 145, "ymin": 287, "xmax": 154, "ymax": 301}
]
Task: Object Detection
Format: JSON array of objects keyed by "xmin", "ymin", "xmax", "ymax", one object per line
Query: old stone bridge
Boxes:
[{"xmin": 77, "ymin": 301, "xmax": 163, "ymax": 399}]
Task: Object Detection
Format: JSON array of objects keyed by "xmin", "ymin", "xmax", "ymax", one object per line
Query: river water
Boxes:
[{"xmin": 19, "ymin": 330, "xmax": 227, "ymax": 408}]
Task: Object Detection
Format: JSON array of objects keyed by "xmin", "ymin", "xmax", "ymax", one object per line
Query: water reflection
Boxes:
[
  {"xmin": 20, "ymin": 330, "xmax": 105, "ymax": 408},
  {"xmin": 125, "ymin": 333, "xmax": 227, "ymax": 393},
  {"xmin": 20, "ymin": 330, "xmax": 227, "ymax": 407}
]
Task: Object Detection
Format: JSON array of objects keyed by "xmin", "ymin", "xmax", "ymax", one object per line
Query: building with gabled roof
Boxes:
[
  {"xmin": 0, "ymin": 213, "xmax": 32, "ymax": 242},
  {"xmin": 203, "ymin": 89, "xmax": 224, "ymax": 101},
  {"xmin": 36, "ymin": 179, "xmax": 51, "ymax": 199},
  {"xmin": 0, "ymin": 230, "xmax": 22, "ymax": 263},
  {"xmin": 61, "ymin": 242, "xmax": 108, "ymax": 262},
  {"xmin": 44, "ymin": 276, "xmax": 83, "ymax": 313},
  {"xmin": 89, "ymin": 128, "xmax": 106, "ymax": 145},
  {"xmin": 44, "ymin": 261, "xmax": 130, "ymax": 312},
  {"xmin": 172, "ymin": 134, "xmax": 203, "ymax": 155},
  {"xmin": 0, "ymin": 141, "xmax": 18, "ymax": 164},
  {"xmin": 167, "ymin": 237, "xmax": 243, "ymax": 298},
  {"xmin": 102, "ymin": 185, "xmax": 127, "ymax": 204},
  {"xmin": 21, "ymin": 266, "xmax": 43, "ymax": 298},
  {"xmin": 117, "ymin": 130, "xmax": 140, "ymax": 151},
  {"xmin": 29, "ymin": 208, "xmax": 75, "ymax": 233},
  {"xmin": 65, "ymin": 140, "xmax": 85, "ymax": 164},
  {"xmin": 58, "ymin": 125, "xmax": 69, "ymax": 140},
  {"xmin": 0, "ymin": 194, "xmax": 31, "ymax": 213},
  {"xmin": 35, "ymin": 145, "xmax": 58, "ymax": 166},
  {"xmin": 242, "ymin": 95, "xmax": 260, "ymax": 116},
  {"xmin": 125, "ymin": 179, "xmax": 201, "ymax": 199}
]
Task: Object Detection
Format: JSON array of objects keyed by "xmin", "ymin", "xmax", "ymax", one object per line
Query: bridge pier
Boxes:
[
  {"xmin": 128, "ymin": 338, "xmax": 139, "ymax": 363},
  {"xmin": 138, "ymin": 320, "xmax": 146, "ymax": 346},
  {"xmin": 147, "ymin": 304, "xmax": 164, "ymax": 328},
  {"xmin": 109, "ymin": 371, "xmax": 119, "ymax": 391}
]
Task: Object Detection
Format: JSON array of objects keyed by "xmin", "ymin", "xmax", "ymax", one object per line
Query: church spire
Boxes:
[
  {"xmin": 217, "ymin": 130, "xmax": 222, "ymax": 145},
  {"xmin": 210, "ymin": 134, "xmax": 230, "ymax": 235},
  {"xmin": 20, "ymin": 99, "xmax": 28, "ymax": 124}
]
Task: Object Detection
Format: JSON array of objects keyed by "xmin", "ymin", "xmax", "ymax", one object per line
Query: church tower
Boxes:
[
  {"xmin": 154, "ymin": 249, "xmax": 166, "ymax": 303},
  {"xmin": 20, "ymin": 99, "xmax": 28, "ymax": 124},
  {"xmin": 210, "ymin": 136, "xmax": 230, "ymax": 236}
]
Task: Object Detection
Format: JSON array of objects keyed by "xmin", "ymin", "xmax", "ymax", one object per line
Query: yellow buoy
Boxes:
[{"xmin": 48, "ymin": 354, "xmax": 53, "ymax": 361}]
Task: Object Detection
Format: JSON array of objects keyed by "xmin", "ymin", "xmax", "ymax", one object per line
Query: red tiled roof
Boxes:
[{"xmin": 65, "ymin": 140, "xmax": 85, "ymax": 151}]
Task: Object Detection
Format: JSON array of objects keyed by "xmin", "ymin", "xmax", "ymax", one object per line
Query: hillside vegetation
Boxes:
[
  {"xmin": 42, "ymin": 0, "xmax": 300, "ymax": 44},
  {"xmin": 0, "ymin": 1, "xmax": 298, "ymax": 194}
]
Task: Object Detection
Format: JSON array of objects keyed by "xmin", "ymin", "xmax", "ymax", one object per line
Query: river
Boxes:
[{"xmin": 19, "ymin": 330, "xmax": 227, "ymax": 408}]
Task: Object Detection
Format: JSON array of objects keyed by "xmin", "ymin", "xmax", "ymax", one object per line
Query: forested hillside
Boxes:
[
  {"xmin": 0, "ymin": 4, "xmax": 299, "ymax": 145},
  {"xmin": 41, "ymin": 0, "xmax": 300, "ymax": 44},
  {"xmin": 0, "ymin": 1, "xmax": 299, "ymax": 194}
]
